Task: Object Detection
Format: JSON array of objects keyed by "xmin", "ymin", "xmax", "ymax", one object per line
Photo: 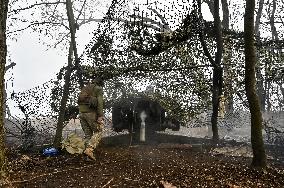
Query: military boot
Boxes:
[{"xmin": 84, "ymin": 147, "xmax": 96, "ymax": 160}]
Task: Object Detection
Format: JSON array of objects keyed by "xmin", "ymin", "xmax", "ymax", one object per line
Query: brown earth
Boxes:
[{"xmin": 4, "ymin": 134, "xmax": 284, "ymax": 188}]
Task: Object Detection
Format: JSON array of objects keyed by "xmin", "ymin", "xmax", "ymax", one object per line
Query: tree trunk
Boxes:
[
  {"xmin": 205, "ymin": 0, "xmax": 233, "ymax": 113},
  {"xmin": 255, "ymin": 0, "xmax": 266, "ymax": 111},
  {"xmin": 255, "ymin": 0, "xmax": 264, "ymax": 36},
  {"xmin": 256, "ymin": 67, "xmax": 265, "ymax": 111},
  {"xmin": 210, "ymin": 0, "xmax": 223, "ymax": 142},
  {"xmin": 199, "ymin": 0, "xmax": 223, "ymax": 142},
  {"xmin": 0, "ymin": 0, "xmax": 9, "ymax": 183},
  {"xmin": 244, "ymin": 0, "xmax": 267, "ymax": 169},
  {"xmin": 221, "ymin": 0, "xmax": 229, "ymax": 29},
  {"xmin": 53, "ymin": 43, "xmax": 73, "ymax": 148},
  {"xmin": 3, "ymin": 62, "xmax": 16, "ymax": 118},
  {"xmin": 223, "ymin": 46, "xmax": 234, "ymax": 112},
  {"xmin": 53, "ymin": 0, "xmax": 78, "ymax": 148},
  {"xmin": 221, "ymin": 0, "xmax": 234, "ymax": 112},
  {"xmin": 279, "ymin": 84, "xmax": 284, "ymax": 110},
  {"xmin": 269, "ymin": 0, "xmax": 279, "ymax": 41},
  {"xmin": 265, "ymin": 0, "xmax": 279, "ymax": 112},
  {"xmin": 211, "ymin": 67, "xmax": 222, "ymax": 142},
  {"xmin": 66, "ymin": 0, "xmax": 83, "ymax": 88}
]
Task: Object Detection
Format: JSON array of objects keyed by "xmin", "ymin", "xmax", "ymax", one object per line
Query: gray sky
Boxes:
[{"xmin": 7, "ymin": 32, "xmax": 65, "ymax": 92}]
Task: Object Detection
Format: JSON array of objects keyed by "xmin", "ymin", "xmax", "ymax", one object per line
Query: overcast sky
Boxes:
[
  {"xmin": 7, "ymin": 33, "xmax": 65, "ymax": 91},
  {"xmin": 6, "ymin": 24, "xmax": 96, "ymax": 92}
]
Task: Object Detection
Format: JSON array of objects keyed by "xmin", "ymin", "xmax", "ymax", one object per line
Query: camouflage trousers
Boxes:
[{"xmin": 79, "ymin": 112, "xmax": 104, "ymax": 149}]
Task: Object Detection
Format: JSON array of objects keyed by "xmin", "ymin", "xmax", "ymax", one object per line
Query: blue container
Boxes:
[{"xmin": 43, "ymin": 147, "xmax": 58, "ymax": 157}]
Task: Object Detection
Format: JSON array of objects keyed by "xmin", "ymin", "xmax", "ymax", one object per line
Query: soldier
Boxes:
[{"xmin": 78, "ymin": 77, "xmax": 104, "ymax": 160}]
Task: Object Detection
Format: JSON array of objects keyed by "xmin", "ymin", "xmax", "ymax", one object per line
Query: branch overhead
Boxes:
[{"xmin": 9, "ymin": 2, "xmax": 66, "ymax": 13}]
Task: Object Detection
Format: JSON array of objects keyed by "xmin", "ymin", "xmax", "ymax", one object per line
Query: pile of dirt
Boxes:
[{"xmin": 5, "ymin": 135, "xmax": 284, "ymax": 188}]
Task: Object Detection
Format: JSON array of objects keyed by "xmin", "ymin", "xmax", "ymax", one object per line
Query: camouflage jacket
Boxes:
[{"xmin": 78, "ymin": 83, "xmax": 104, "ymax": 116}]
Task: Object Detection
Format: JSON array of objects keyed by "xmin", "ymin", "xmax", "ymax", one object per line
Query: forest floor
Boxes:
[{"xmin": 4, "ymin": 134, "xmax": 284, "ymax": 188}]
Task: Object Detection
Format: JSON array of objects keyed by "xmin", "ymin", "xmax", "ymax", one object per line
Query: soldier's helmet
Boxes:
[{"xmin": 93, "ymin": 77, "xmax": 104, "ymax": 87}]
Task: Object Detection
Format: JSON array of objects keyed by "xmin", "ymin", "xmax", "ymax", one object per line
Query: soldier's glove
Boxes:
[{"xmin": 97, "ymin": 116, "xmax": 104, "ymax": 131}]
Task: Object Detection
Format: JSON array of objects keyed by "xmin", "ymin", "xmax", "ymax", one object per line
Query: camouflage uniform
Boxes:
[{"xmin": 78, "ymin": 80, "xmax": 104, "ymax": 160}]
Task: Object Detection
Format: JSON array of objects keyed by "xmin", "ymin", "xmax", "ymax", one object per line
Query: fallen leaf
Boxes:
[{"xmin": 160, "ymin": 180, "xmax": 177, "ymax": 188}]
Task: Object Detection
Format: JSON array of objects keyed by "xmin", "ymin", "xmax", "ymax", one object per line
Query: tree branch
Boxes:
[
  {"xmin": 53, "ymin": 32, "xmax": 70, "ymax": 48},
  {"xmin": 9, "ymin": 1, "xmax": 66, "ymax": 13},
  {"xmin": 5, "ymin": 62, "xmax": 16, "ymax": 72},
  {"xmin": 75, "ymin": 0, "xmax": 87, "ymax": 22},
  {"xmin": 147, "ymin": 7, "xmax": 170, "ymax": 30},
  {"xmin": 7, "ymin": 21, "xmax": 69, "ymax": 34}
]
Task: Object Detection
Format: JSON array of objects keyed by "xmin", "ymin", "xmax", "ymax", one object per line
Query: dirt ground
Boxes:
[{"xmin": 4, "ymin": 134, "xmax": 284, "ymax": 188}]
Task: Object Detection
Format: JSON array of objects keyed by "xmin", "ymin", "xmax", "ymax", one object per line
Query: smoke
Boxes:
[
  {"xmin": 140, "ymin": 110, "xmax": 147, "ymax": 123},
  {"xmin": 139, "ymin": 110, "xmax": 147, "ymax": 142}
]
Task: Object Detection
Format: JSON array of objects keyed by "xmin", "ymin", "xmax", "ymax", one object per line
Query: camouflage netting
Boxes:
[
  {"xmin": 4, "ymin": 0, "xmax": 284, "ymax": 150},
  {"xmin": 5, "ymin": 79, "xmax": 58, "ymax": 150}
]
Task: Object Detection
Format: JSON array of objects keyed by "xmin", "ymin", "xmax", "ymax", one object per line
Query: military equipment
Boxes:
[
  {"xmin": 78, "ymin": 83, "xmax": 92, "ymax": 104},
  {"xmin": 112, "ymin": 95, "xmax": 180, "ymax": 142}
]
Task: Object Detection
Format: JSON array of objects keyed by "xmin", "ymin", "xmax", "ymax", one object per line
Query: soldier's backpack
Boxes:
[{"xmin": 77, "ymin": 83, "xmax": 93, "ymax": 105}]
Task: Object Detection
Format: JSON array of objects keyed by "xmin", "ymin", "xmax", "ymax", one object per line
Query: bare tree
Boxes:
[
  {"xmin": 198, "ymin": 0, "xmax": 223, "ymax": 142},
  {"xmin": 6, "ymin": 0, "xmax": 109, "ymax": 148},
  {"xmin": 0, "ymin": 0, "xmax": 9, "ymax": 184},
  {"xmin": 244, "ymin": 0, "xmax": 267, "ymax": 169},
  {"xmin": 53, "ymin": 0, "xmax": 79, "ymax": 148}
]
